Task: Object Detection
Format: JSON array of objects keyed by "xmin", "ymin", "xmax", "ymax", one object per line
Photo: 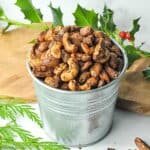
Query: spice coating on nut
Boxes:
[{"xmin": 29, "ymin": 25, "xmax": 124, "ymax": 91}]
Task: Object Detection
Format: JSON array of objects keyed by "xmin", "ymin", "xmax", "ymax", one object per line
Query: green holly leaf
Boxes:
[
  {"xmin": 124, "ymin": 45, "xmax": 150, "ymax": 67},
  {"xmin": 49, "ymin": 3, "xmax": 63, "ymax": 26},
  {"xmin": 15, "ymin": 0, "xmax": 42, "ymax": 23},
  {"xmin": 0, "ymin": 2, "xmax": 49, "ymax": 32},
  {"xmin": 99, "ymin": 5, "xmax": 116, "ymax": 34},
  {"xmin": 125, "ymin": 46, "xmax": 141, "ymax": 67},
  {"xmin": 130, "ymin": 17, "xmax": 141, "ymax": 37},
  {"xmin": 143, "ymin": 67, "xmax": 150, "ymax": 80},
  {"xmin": 73, "ymin": 4, "xmax": 98, "ymax": 30},
  {"xmin": 0, "ymin": 7, "xmax": 5, "ymax": 17},
  {"xmin": 0, "ymin": 7, "xmax": 10, "ymax": 33}
]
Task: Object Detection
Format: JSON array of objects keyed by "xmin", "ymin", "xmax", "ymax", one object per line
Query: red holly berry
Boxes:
[
  {"xmin": 119, "ymin": 31, "xmax": 126, "ymax": 39},
  {"xmin": 126, "ymin": 32, "xmax": 135, "ymax": 41},
  {"xmin": 125, "ymin": 32, "xmax": 131, "ymax": 40}
]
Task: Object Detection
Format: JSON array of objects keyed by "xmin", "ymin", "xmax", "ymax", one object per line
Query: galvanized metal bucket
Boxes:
[{"xmin": 27, "ymin": 40, "xmax": 128, "ymax": 147}]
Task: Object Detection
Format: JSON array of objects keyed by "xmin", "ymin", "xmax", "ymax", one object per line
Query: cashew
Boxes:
[
  {"xmin": 54, "ymin": 25, "xmax": 63, "ymax": 33},
  {"xmin": 40, "ymin": 52, "xmax": 60, "ymax": 67},
  {"xmin": 93, "ymin": 48, "xmax": 110, "ymax": 64},
  {"xmin": 44, "ymin": 76, "xmax": 60, "ymax": 88},
  {"xmin": 79, "ymin": 72, "xmax": 91, "ymax": 84},
  {"xmin": 33, "ymin": 70, "xmax": 52, "ymax": 78},
  {"xmin": 63, "ymin": 26, "xmax": 71, "ymax": 32},
  {"xmin": 98, "ymin": 80, "xmax": 105, "ymax": 87},
  {"xmin": 69, "ymin": 77, "xmax": 98, "ymax": 91},
  {"xmin": 61, "ymin": 58, "xmax": 79, "ymax": 82},
  {"xmin": 72, "ymin": 53, "xmax": 91, "ymax": 62},
  {"xmin": 94, "ymin": 31, "xmax": 105, "ymax": 38},
  {"xmin": 68, "ymin": 80, "xmax": 79, "ymax": 91},
  {"xmin": 83, "ymin": 35, "xmax": 94, "ymax": 46},
  {"xmin": 29, "ymin": 52, "xmax": 59, "ymax": 71},
  {"xmin": 38, "ymin": 31, "xmax": 46, "ymax": 42},
  {"xmin": 61, "ymin": 83, "xmax": 69, "ymax": 90},
  {"xmin": 109, "ymin": 52, "xmax": 118, "ymax": 69},
  {"xmin": 63, "ymin": 32, "xmax": 77, "ymax": 53},
  {"xmin": 38, "ymin": 41, "xmax": 49, "ymax": 52},
  {"xmin": 80, "ymin": 54, "xmax": 91, "ymax": 62},
  {"xmin": 35, "ymin": 50, "xmax": 43, "ymax": 58},
  {"xmin": 105, "ymin": 64, "xmax": 118, "ymax": 79},
  {"xmin": 63, "ymin": 26, "xmax": 80, "ymax": 32},
  {"xmin": 104, "ymin": 37, "xmax": 112, "ymax": 48},
  {"xmin": 49, "ymin": 41, "xmax": 62, "ymax": 59},
  {"xmin": 52, "ymin": 26, "xmax": 64, "ymax": 41},
  {"xmin": 44, "ymin": 29, "xmax": 54, "ymax": 41},
  {"xmin": 40, "ymin": 46, "xmax": 61, "ymax": 68},
  {"xmin": 32, "ymin": 64, "xmax": 48, "ymax": 72},
  {"xmin": 111, "ymin": 45, "xmax": 122, "ymax": 56},
  {"xmin": 61, "ymin": 50, "xmax": 70, "ymax": 63},
  {"xmin": 71, "ymin": 53, "xmax": 91, "ymax": 62},
  {"xmin": 39, "ymin": 65, "xmax": 47, "ymax": 72},
  {"xmin": 81, "ymin": 43, "xmax": 94, "ymax": 54},
  {"xmin": 32, "ymin": 43, "xmax": 43, "ymax": 58},
  {"xmin": 93, "ymin": 38, "xmax": 104, "ymax": 57},
  {"xmin": 29, "ymin": 57, "xmax": 42, "ymax": 68},
  {"xmin": 79, "ymin": 77, "xmax": 98, "ymax": 90},
  {"xmin": 80, "ymin": 26, "xmax": 93, "ymax": 36},
  {"xmin": 54, "ymin": 63, "xmax": 67, "ymax": 75},
  {"xmin": 99, "ymin": 49, "xmax": 110, "ymax": 63},
  {"xmin": 81, "ymin": 61, "xmax": 93, "ymax": 72},
  {"xmin": 90, "ymin": 63, "xmax": 102, "ymax": 77},
  {"xmin": 117, "ymin": 57, "xmax": 124, "ymax": 71},
  {"xmin": 70, "ymin": 32, "xmax": 83, "ymax": 46},
  {"xmin": 99, "ymin": 71, "xmax": 110, "ymax": 83},
  {"xmin": 42, "ymin": 58, "xmax": 60, "ymax": 68},
  {"xmin": 70, "ymin": 25, "xmax": 81, "ymax": 32}
]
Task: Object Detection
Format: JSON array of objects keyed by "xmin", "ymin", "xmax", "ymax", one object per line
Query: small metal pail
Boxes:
[{"xmin": 27, "ymin": 40, "xmax": 128, "ymax": 147}]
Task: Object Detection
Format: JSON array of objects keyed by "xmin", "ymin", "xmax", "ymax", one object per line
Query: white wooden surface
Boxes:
[{"xmin": 20, "ymin": 104, "xmax": 150, "ymax": 150}]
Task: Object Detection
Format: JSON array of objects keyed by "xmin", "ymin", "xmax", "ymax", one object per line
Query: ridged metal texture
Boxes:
[{"xmin": 27, "ymin": 40, "xmax": 128, "ymax": 147}]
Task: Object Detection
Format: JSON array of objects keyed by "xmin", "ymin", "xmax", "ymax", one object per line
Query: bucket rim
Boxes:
[{"xmin": 26, "ymin": 39, "xmax": 128, "ymax": 95}]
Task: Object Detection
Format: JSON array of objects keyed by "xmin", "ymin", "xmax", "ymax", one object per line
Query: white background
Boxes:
[
  {"xmin": 0, "ymin": 0, "xmax": 150, "ymax": 149},
  {"xmin": 0, "ymin": 0, "xmax": 150, "ymax": 50}
]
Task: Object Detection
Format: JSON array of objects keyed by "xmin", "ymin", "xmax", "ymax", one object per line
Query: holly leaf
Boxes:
[
  {"xmin": 130, "ymin": 17, "xmax": 141, "ymax": 37},
  {"xmin": 73, "ymin": 4, "xmax": 98, "ymax": 30},
  {"xmin": 125, "ymin": 46, "xmax": 141, "ymax": 67},
  {"xmin": 15, "ymin": 0, "xmax": 42, "ymax": 23},
  {"xmin": 49, "ymin": 3, "xmax": 63, "ymax": 26},
  {"xmin": 0, "ymin": 7, "xmax": 5, "ymax": 17},
  {"xmin": 0, "ymin": 7, "xmax": 10, "ymax": 32},
  {"xmin": 124, "ymin": 45, "xmax": 150, "ymax": 67},
  {"xmin": 99, "ymin": 5, "xmax": 116, "ymax": 34},
  {"xmin": 0, "ymin": 11, "xmax": 47, "ymax": 33},
  {"xmin": 143, "ymin": 67, "xmax": 150, "ymax": 80}
]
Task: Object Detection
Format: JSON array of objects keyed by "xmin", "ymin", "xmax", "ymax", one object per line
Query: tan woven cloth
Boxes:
[
  {"xmin": 0, "ymin": 27, "xmax": 150, "ymax": 114},
  {"xmin": 0, "ymin": 27, "xmax": 41, "ymax": 102},
  {"xmin": 118, "ymin": 58, "xmax": 150, "ymax": 115}
]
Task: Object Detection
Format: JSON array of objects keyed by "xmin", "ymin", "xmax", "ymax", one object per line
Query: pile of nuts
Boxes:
[{"xmin": 29, "ymin": 25, "xmax": 124, "ymax": 91}]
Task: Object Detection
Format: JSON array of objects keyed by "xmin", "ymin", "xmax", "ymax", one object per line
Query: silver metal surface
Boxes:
[{"xmin": 27, "ymin": 40, "xmax": 128, "ymax": 147}]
